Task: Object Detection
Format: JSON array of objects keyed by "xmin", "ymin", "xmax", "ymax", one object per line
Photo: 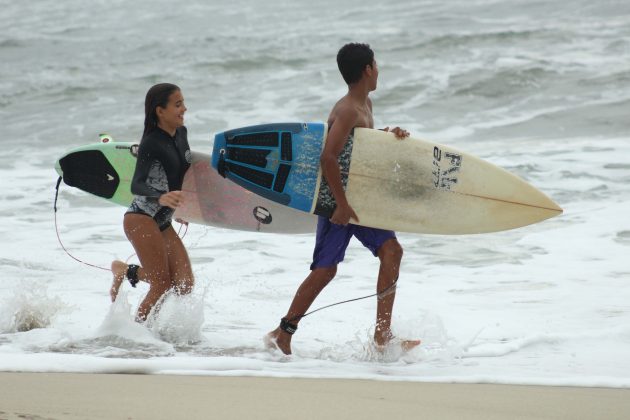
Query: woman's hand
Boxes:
[{"xmin": 158, "ymin": 191, "xmax": 184, "ymax": 209}]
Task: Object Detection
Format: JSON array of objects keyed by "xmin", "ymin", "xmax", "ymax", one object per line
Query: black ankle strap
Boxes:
[
  {"xmin": 280, "ymin": 317, "xmax": 298, "ymax": 335},
  {"xmin": 126, "ymin": 264, "xmax": 140, "ymax": 288}
]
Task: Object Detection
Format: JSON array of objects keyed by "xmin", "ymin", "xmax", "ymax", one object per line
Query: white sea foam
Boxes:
[{"xmin": 0, "ymin": 0, "xmax": 629, "ymax": 388}]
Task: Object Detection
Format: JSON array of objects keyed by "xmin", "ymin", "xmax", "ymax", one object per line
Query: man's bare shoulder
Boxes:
[{"xmin": 329, "ymin": 97, "xmax": 360, "ymax": 126}]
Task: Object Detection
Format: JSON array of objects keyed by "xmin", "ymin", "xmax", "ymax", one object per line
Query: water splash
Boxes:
[
  {"xmin": 96, "ymin": 292, "xmax": 156, "ymax": 341},
  {"xmin": 145, "ymin": 287, "xmax": 207, "ymax": 347},
  {"xmin": 0, "ymin": 280, "xmax": 69, "ymax": 333},
  {"xmin": 334, "ymin": 313, "xmax": 465, "ymax": 364},
  {"xmin": 412, "ymin": 313, "xmax": 464, "ymax": 364},
  {"xmin": 43, "ymin": 293, "xmax": 174, "ymax": 358}
]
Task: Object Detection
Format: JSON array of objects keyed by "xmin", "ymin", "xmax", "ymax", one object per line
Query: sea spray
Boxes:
[
  {"xmin": 90, "ymin": 292, "xmax": 174, "ymax": 357},
  {"xmin": 337, "ymin": 313, "xmax": 464, "ymax": 364},
  {"xmin": 0, "ymin": 280, "xmax": 69, "ymax": 333},
  {"xmin": 145, "ymin": 286, "xmax": 206, "ymax": 347},
  {"xmin": 412, "ymin": 312, "xmax": 464, "ymax": 364},
  {"xmin": 97, "ymin": 292, "xmax": 157, "ymax": 341}
]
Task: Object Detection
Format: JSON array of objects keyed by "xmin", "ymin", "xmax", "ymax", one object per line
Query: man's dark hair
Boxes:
[{"xmin": 336, "ymin": 43, "xmax": 374, "ymax": 85}]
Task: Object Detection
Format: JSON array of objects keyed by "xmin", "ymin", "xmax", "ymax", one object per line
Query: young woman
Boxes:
[{"xmin": 110, "ymin": 83, "xmax": 194, "ymax": 322}]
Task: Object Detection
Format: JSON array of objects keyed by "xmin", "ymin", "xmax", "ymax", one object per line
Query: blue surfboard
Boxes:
[
  {"xmin": 212, "ymin": 122, "xmax": 329, "ymax": 215},
  {"xmin": 211, "ymin": 122, "xmax": 563, "ymax": 235}
]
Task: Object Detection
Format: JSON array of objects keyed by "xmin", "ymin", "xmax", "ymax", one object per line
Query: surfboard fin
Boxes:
[{"xmin": 99, "ymin": 133, "xmax": 114, "ymax": 143}]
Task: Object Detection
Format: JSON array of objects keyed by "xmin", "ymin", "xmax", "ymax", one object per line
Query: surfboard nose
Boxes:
[
  {"xmin": 521, "ymin": 183, "xmax": 563, "ymax": 217},
  {"xmin": 533, "ymin": 193, "xmax": 563, "ymax": 224},
  {"xmin": 545, "ymin": 198, "xmax": 563, "ymax": 214}
]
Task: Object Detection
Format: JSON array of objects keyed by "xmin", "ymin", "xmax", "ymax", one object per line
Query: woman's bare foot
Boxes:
[
  {"xmin": 110, "ymin": 260, "xmax": 127, "ymax": 302},
  {"xmin": 264, "ymin": 327, "xmax": 293, "ymax": 355}
]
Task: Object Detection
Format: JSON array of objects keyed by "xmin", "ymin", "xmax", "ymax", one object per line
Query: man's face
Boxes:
[{"xmin": 367, "ymin": 59, "xmax": 379, "ymax": 91}]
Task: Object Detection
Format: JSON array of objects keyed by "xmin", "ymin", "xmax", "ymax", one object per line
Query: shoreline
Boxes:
[{"xmin": 1, "ymin": 372, "xmax": 629, "ymax": 420}]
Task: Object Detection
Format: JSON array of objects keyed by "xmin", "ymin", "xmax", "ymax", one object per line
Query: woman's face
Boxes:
[{"xmin": 157, "ymin": 90, "xmax": 186, "ymax": 130}]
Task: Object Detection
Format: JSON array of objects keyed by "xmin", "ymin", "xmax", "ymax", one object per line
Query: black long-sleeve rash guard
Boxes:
[{"xmin": 127, "ymin": 126, "xmax": 192, "ymax": 228}]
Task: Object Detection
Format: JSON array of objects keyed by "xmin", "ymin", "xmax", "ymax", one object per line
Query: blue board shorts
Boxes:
[{"xmin": 310, "ymin": 216, "xmax": 397, "ymax": 270}]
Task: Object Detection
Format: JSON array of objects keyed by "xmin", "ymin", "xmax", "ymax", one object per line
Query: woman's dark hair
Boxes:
[
  {"xmin": 336, "ymin": 43, "xmax": 374, "ymax": 85},
  {"xmin": 143, "ymin": 83, "xmax": 180, "ymax": 137}
]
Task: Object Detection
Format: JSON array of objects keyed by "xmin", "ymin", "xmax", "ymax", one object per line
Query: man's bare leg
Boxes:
[
  {"xmin": 266, "ymin": 266, "xmax": 337, "ymax": 355},
  {"xmin": 374, "ymin": 239, "xmax": 420, "ymax": 351}
]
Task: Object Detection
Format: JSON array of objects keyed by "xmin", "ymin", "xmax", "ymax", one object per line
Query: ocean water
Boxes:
[{"xmin": 1, "ymin": 0, "xmax": 629, "ymax": 386}]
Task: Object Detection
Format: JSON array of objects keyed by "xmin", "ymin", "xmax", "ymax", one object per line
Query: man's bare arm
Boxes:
[{"xmin": 321, "ymin": 105, "xmax": 360, "ymax": 225}]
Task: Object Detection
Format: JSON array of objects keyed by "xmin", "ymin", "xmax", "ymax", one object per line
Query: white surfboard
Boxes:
[{"xmin": 340, "ymin": 128, "xmax": 562, "ymax": 234}]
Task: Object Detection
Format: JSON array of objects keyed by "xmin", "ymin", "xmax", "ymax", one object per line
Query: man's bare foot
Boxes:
[
  {"xmin": 400, "ymin": 339, "xmax": 422, "ymax": 352},
  {"xmin": 264, "ymin": 327, "xmax": 292, "ymax": 355},
  {"xmin": 110, "ymin": 260, "xmax": 127, "ymax": 302},
  {"xmin": 375, "ymin": 329, "xmax": 421, "ymax": 353},
  {"xmin": 375, "ymin": 338, "xmax": 421, "ymax": 353}
]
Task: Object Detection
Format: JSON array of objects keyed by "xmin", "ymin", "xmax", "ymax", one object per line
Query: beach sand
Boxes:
[{"xmin": 0, "ymin": 373, "xmax": 628, "ymax": 420}]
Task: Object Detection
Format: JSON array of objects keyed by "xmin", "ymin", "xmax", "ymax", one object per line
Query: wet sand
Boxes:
[{"xmin": 0, "ymin": 372, "xmax": 629, "ymax": 420}]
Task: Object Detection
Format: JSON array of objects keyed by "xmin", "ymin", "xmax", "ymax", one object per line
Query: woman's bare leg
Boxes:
[
  {"xmin": 162, "ymin": 225, "xmax": 194, "ymax": 294},
  {"xmin": 110, "ymin": 222, "xmax": 193, "ymax": 304},
  {"xmin": 109, "ymin": 261, "xmax": 156, "ymax": 302},
  {"xmin": 110, "ymin": 261, "xmax": 127, "ymax": 301},
  {"xmin": 123, "ymin": 214, "xmax": 172, "ymax": 322}
]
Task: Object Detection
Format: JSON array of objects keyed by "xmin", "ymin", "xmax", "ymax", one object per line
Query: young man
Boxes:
[{"xmin": 266, "ymin": 43, "xmax": 420, "ymax": 355}]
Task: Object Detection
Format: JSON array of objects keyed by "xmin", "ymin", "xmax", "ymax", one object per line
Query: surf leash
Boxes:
[
  {"xmin": 177, "ymin": 219, "xmax": 188, "ymax": 239},
  {"xmin": 54, "ymin": 177, "xmax": 189, "ymax": 272},
  {"xmin": 285, "ymin": 279, "xmax": 398, "ymax": 325},
  {"xmin": 54, "ymin": 176, "xmax": 110, "ymax": 272}
]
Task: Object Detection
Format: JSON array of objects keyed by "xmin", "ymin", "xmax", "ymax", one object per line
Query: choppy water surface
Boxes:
[{"xmin": 0, "ymin": 0, "xmax": 629, "ymax": 386}]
